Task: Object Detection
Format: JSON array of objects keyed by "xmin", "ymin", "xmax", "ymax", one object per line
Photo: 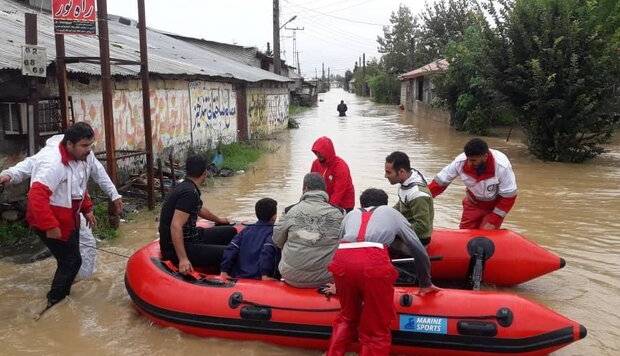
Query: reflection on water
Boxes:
[{"xmin": 0, "ymin": 89, "xmax": 618, "ymax": 355}]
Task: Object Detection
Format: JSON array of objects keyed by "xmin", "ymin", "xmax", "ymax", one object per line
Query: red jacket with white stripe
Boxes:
[
  {"xmin": 25, "ymin": 135, "xmax": 116, "ymax": 241},
  {"xmin": 428, "ymin": 149, "xmax": 517, "ymax": 225}
]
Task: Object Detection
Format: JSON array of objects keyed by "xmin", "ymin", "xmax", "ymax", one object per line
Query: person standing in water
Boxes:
[{"xmin": 337, "ymin": 100, "xmax": 348, "ymax": 117}]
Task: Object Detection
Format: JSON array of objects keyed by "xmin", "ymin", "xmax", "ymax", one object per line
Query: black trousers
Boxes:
[
  {"xmin": 184, "ymin": 226, "xmax": 237, "ymax": 269},
  {"xmin": 37, "ymin": 229, "xmax": 82, "ymax": 305}
]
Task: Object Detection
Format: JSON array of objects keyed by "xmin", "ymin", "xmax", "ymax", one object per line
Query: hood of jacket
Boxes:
[{"xmin": 311, "ymin": 136, "xmax": 336, "ymax": 164}]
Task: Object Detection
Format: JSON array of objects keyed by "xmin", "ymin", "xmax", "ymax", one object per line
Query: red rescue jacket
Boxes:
[{"xmin": 310, "ymin": 136, "xmax": 355, "ymax": 210}]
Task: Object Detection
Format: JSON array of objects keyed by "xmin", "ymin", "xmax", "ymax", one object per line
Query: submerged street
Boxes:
[{"xmin": 0, "ymin": 89, "xmax": 618, "ymax": 355}]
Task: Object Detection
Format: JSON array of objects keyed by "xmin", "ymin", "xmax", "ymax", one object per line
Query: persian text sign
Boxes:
[
  {"xmin": 21, "ymin": 45, "xmax": 47, "ymax": 77},
  {"xmin": 52, "ymin": 0, "xmax": 97, "ymax": 35}
]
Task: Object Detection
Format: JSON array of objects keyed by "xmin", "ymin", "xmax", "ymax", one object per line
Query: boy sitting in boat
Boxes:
[{"xmin": 220, "ymin": 198, "xmax": 281, "ymax": 279}]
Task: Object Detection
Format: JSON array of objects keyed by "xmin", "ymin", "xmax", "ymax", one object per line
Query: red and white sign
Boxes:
[{"xmin": 52, "ymin": 0, "xmax": 97, "ymax": 35}]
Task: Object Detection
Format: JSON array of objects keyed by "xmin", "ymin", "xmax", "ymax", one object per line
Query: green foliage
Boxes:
[
  {"xmin": 219, "ymin": 142, "xmax": 264, "ymax": 171},
  {"xmin": 190, "ymin": 141, "xmax": 266, "ymax": 172},
  {"xmin": 350, "ymin": 0, "xmax": 619, "ymax": 162},
  {"xmin": 416, "ymin": 0, "xmax": 481, "ymax": 66},
  {"xmin": 288, "ymin": 104, "xmax": 309, "ymax": 117},
  {"xmin": 435, "ymin": 25, "xmax": 515, "ymax": 135},
  {"xmin": 0, "ymin": 221, "xmax": 30, "ymax": 245},
  {"xmin": 499, "ymin": 0, "xmax": 620, "ymax": 162},
  {"xmin": 93, "ymin": 203, "xmax": 118, "ymax": 240},
  {"xmin": 367, "ymin": 72, "xmax": 401, "ymax": 104},
  {"xmin": 352, "ymin": 59, "xmax": 382, "ymax": 96},
  {"xmin": 377, "ymin": 4, "xmax": 418, "ymax": 74}
]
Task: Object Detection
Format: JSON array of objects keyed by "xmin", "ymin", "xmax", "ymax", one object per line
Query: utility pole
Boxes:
[
  {"xmin": 322, "ymin": 62, "xmax": 325, "ymax": 79},
  {"xmin": 328, "ymin": 67, "xmax": 330, "ymax": 81},
  {"xmin": 96, "ymin": 0, "xmax": 117, "ymax": 186},
  {"xmin": 55, "ymin": 33, "xmax": 69, "ymax": 130},
  {"xmin": 285, "ymin": 26, "xmax": 304, "ymax": 75},
  {"xmin": 138, "ymin": 0, "xmax": 154, "ymax": 210},
  {"xmin": 363, "ymin": 53, "xmax": 366, "ymax": 73},
  {"xmin": 315, "ymin": 68, "xmax": 317, "ymax": 79},
  {"xmin": 272, "ymin": 0, "xmax": 281, "ymax": 75}
]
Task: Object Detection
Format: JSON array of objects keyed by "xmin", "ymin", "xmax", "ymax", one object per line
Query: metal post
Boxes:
[
  {"xmin": 96, "ymin": 0, "xmax": 119, "ymax": 228},
  {"xmin": 96, "ymin": 0, "xmax": 117, "ymax": 184},
  {"xmin": 235, "ymin": 83, "xmax": 248, "ymax": 141},
  {"xmin": 137, "ymin": 0, "xmax": 155, "ymax": 210},
  {"xmin": 55, "ymin": 34, "xmax": 69, "ymax": 130},
  {"xmin": 157, "ymin": 158, "xmax": 165, "ymax": 199},
  {"xmin": 25, "ymin": 13, "xmax": 40, "ymax": 155},
  {"xmin": 272, "ymin": 0, "xmax": 281, "ymax": 75}
]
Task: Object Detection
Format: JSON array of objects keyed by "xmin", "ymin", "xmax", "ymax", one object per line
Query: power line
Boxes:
[{"xmin": 282, "ymin": 0, "xmax": 384, "ymax": 26}]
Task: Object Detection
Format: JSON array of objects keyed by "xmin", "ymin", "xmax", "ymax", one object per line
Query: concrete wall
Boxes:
[
  {"xmin": 71, "ymin": 79, "xmax": 241, "ymax": 155},
  {"xmin": 247, "ymin": 85, "xmax": 289, "ymax": 138},
  {"xmin": 401, "ymin": 76, "xmax": 449, "ymax": 122},
  {"xmin": 0, "ymin": 74, "xmax": 290, "ymax": 180}
]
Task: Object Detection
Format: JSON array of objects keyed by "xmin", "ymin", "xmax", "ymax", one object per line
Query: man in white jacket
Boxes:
[{"xmin": 0, "ymin": 123, "xmax": 122, "ymax": 297}]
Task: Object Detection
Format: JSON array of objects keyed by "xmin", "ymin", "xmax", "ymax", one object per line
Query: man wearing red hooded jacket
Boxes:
[
  {"xmin": 428, "ymin": 138, "xmax": 517, "ymax": 229},
  {"xmin": 310, "ymin": 137, "xmax": 355, "ymax": 211}
]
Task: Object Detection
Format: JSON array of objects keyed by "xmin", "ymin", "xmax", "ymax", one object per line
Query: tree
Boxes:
[
  {"xmin": 377, "ymin": 4, "xmax": 417, "ymax": 74},
  {"xmin": 500, "ymin": 0, "xmax": 619, "ymax": 162},
  {"xmin": 343, "ymin": 70, "xmax": 353, "ymax": 91},
  {"xmin": 416, "ymin": 0, "xmax": 480, "ymax": 66},
  {"xmin": 435, "ymin": 25, "xmax": 514, "ymax": 134}
]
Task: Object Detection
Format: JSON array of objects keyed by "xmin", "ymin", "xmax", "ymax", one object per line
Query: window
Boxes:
[
  {"xmin": 1, "ymin": 102, "xmax": 26, "ymax": 135},
  {"xmin": 0, "ymin": 100, "xmax": 61, "ymax": 136},
  {"xmin": 38, "ymin": 100, "xmax": 62, "ymax": 135}
]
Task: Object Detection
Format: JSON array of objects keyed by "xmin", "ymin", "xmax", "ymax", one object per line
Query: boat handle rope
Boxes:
[
  {"xmin": 228, "ymin": 291, "xmax": 513, "ymax": 326},
  {"xmin": 229, "ymin": 292, "xmax": 341, "ymax": 312}
]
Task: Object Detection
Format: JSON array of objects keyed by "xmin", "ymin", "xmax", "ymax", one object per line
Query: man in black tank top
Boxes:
[{"xmin": 158, "ymin": 155, "xmax": 234, "ymax": 274}]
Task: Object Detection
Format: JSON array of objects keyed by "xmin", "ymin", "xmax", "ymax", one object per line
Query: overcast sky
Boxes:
[{"xmin": 106, "ymin": 0, "xmax": 426, "ymax": 78}]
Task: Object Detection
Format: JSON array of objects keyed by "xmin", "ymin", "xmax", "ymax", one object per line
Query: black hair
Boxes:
[
  {"xmin": 360, "ymin": 188, "xmax": 389, "ymax": 208},
  {"xmin": 464, "ymin": 138, "xmax": 489, "ymax": 157},
  {"xmin": 185, "ymin": 154, "xmax": 207, "ymax": 178},
  {"xmin": 255, "ymin": 198, "xmax": 277, "ymax": 221},
  {"xmin": 62, "ymin": 122, "xmax": 94, "ymax": 144},
  {"xmin": 385, "ymin": 151, "xmax": 411, "ymax": 172}
]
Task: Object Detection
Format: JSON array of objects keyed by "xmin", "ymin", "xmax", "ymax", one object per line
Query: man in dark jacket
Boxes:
[
  {"xmin": 337, "ymin": 100, "xmax": 347, "ymax": 116},
  {"xmin": 310, "ymin": 136, "xmax": 355, "ymax": 211},
  {"xmin": 220, "ymin": 198, "xmax": 280, "ymax": 279}
]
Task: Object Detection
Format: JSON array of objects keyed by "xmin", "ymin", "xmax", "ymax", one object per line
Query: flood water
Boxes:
[{"xmin": 0, "ymin": 88, "xmax": 618, "ymax": 355}]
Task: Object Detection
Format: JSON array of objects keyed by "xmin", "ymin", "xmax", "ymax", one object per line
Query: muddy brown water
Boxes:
[{"xmin": 0, "ymin": 88, "xmax": 618, "ymax": 355}]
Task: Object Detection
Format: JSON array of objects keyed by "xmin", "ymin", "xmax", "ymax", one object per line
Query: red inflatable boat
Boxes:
[
  {"xmin": 125, "ymin": 241, "xmax": 585, "ymax": 355},
  {"xmin": 197, "ymin": 220, "xmax": 564, "ymax": 287}
]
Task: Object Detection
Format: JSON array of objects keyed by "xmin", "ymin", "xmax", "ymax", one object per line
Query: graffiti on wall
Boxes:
[
  {"xmin": 151, "ymin": 89, "xmax": 192, "ymax": 152},
  {"xmin": 189, "ymin": 81, "xmax": 237, "ymax": 148},
  {"xmin": 247, "ymin": 88, "xmax": 288, "ymax": 138},
  {"xmin": 76, "ymin": 86, "xmax": 192, "ymax": 154}
]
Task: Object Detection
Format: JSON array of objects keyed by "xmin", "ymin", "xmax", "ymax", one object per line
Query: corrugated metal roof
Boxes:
[
  {"xmin": 162, "ymin": 34, "xmax": 261, "ymax": 67},
  {"xmin": 0, "ymin": 0, "xmax": 290, "ymax": 82},
  {"xmin": 399, "ymin": 59, "xmax": 449, "ymax": 81}
]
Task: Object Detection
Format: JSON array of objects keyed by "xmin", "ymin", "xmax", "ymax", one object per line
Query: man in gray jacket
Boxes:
[{"xmin": 273, "ymin": 173, "xmax": 344, "ymax": 288}]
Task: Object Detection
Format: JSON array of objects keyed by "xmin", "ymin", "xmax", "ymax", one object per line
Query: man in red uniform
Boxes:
[
  {"xmin": 310, "ymin": 136, "xmax": 355, "ymax": 212},
  {"xmin": 327, "ymin": 188, "xmax": 437, "ymax": 356},
  {"xmin": 428, "ymin": 138, "xmax": 517, "ymax": 229}
]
